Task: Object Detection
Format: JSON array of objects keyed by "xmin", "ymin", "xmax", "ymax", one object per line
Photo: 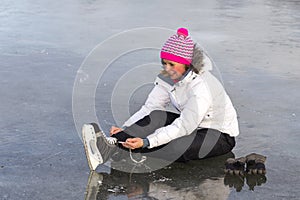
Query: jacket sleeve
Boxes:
[
  {"xmin": 122, "ymin": 79, "xmax": 170, "ymax": 128},
  {"xmin": 147, "ymin": 83, "xmax": 211, "ymax": 148}
]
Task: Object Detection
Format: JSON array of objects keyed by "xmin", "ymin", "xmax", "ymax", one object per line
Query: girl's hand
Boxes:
[
  {"xmin": 122, "ymin": 138, "xmax": 143, "ymax": 150},
  {"xmin": 110, "ymin": 126, "xmax": 123, "ymax": 136}
]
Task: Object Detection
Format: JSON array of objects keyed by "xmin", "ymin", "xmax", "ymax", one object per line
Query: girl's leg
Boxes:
[
  {"xmin": 178, "ymin": 128, "xmax": 236, "ymax": 162},
  {"xmin": 112, "ymin": 110, "xmax": 179, "ymax": 148},
  {"xmin": 124, "ymin": 110, "xmax": 179, "ymax": 138},
  {"xmin": 137, "ymin": 128, "xmax": 235, "ymax": 162}
]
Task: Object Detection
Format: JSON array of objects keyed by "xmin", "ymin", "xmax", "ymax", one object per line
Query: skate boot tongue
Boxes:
[{"xmin": 95, "ymin": 132, "xmax": 117, "ymax": 164}]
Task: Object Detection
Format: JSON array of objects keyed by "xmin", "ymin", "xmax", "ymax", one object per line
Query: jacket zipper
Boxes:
[{"xmin": 170, "ymin": 87, "xmax": 180, "ymax": 110}]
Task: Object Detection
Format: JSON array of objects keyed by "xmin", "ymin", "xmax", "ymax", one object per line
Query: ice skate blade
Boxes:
[{"xmin": 82, "ymin": 124, "xmax": 103, "ymax": 171}]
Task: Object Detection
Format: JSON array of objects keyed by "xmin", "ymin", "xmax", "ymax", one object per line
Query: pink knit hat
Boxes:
[{"xmin": 160, "ymin": 28, "xmax": 194, "ymax": 65}]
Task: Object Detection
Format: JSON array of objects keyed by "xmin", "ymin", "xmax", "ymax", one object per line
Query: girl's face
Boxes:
[{"xmin": 162, "ymin": 59, "xmax": 187, "ymax": 80}]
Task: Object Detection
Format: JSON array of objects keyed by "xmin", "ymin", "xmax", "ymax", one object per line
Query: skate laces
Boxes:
[
  {"xmin": 96, "ymin": 131, "xmax": 117, "ymax": 145},
  {"xmin": 106, "ymin": 137, "xmax": 117, "ymax": 145},
  {"xmin": 129, "ymin": 149, "xmax": 147, "ymax": 164},
  {"xmin": 95, "ymin": 128, "xmax": 146, "ymax": 164}
]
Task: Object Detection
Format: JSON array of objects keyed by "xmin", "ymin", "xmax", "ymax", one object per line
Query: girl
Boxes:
[{"xmin": 82, "ymin": 28, "xmax": 239, "ymax": 171}]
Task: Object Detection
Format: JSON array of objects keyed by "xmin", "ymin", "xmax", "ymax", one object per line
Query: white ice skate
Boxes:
[{"xmin": 82, "ymin": 123, "xmax": 117, "ymax": 170}]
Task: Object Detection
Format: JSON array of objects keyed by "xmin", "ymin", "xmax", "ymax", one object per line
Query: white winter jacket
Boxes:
[{"xmin": 123, "ymin": 70, "xmax": 239, "ymax": 149}]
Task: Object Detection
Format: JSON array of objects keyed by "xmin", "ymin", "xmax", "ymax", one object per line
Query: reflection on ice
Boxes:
[
  {"xmin": 84, "ymin": 152, "xmax": 268, "ymax": 200},
  {"xmin": 224, "ymin": 174, "xmax": 267, "ymax": 192}
]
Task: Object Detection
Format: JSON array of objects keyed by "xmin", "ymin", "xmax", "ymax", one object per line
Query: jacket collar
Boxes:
[
  {"xmin": 176, "ymin": 70, "xmax": 198, "ymax": 86},
  {"xmin": 158, "ymin": 69, "xmax": 198, "ymax": 86},
  {"xmin": 173, "ymin": 69, "xmax": 192, "ymax": 82}
]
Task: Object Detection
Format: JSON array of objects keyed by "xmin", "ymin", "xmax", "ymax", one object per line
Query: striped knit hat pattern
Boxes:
[{"xmin": 160, "ymin": 28, "xmax": 194, "ymax": 65}]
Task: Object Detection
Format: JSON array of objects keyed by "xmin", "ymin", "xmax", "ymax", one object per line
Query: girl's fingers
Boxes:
[
  {"xmin": 110, "ymin": 126, "xmax": 123, "ymax": 136},
  {"xmin": 125, "ymin": 138, "xmax": 143, "ymax": 149},
  {"xmin": 122, "ymin": 142, "xmax": 134, "ymax": 149}
]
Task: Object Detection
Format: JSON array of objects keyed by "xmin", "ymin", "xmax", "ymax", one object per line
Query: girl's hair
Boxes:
[{"xmin": 189, "ymin": 64, "xmax": 199, "ymax": 74}]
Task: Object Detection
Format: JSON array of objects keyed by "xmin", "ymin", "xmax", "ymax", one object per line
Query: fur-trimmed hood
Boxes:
[{"xmin": 192, "ymin": 44, "xmax": 213, "ymax": 73}]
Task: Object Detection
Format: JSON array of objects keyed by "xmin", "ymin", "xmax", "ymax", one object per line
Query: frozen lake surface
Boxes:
[{"xmin": 0, "ymin": 0, "xmax": 299, "ymax": 199}]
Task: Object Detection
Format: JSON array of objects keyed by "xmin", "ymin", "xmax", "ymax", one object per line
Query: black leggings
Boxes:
[{"xmin": 113, "ymin": 110, "xmax": 235, "ymax": 162}]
